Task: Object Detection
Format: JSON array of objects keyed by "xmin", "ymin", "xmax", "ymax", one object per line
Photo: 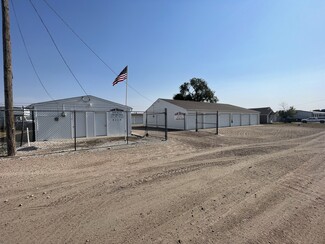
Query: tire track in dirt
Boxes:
[
  {"xmin": 56, "ymin": 131, "xmax": 324, "ymax": 243},
  {"xmin": 133, "ymin": 131, "xmax": 325, "ymax": 244},
  {"xmin": 168, "ymin": 131, "xmax": 325, "ymax": 244},
  {"xmin": 42, "ymin": 131, "xmax": 324, "ymax": 242},
  {"xmin": 121, "ymin": 131, "xmax": 319, "ymax": 188},
  {"xmin": 1, "ymin": 127, "xmax": 324, "ymax": 244}
]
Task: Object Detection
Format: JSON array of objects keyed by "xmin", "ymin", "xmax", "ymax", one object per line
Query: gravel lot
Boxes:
[{"xmin": 1, "ymin": 124, "xmax": 325, "ymax": 244}]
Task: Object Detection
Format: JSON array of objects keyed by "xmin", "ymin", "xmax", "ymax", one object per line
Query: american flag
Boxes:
[{"xmin": 112, "ymin": 66, "xmax": 128, "ymax": 86}]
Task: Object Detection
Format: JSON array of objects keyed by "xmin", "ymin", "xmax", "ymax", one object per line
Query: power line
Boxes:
[
  {"xmin": 42, "ymin": 0, "xmax": 153, "ymax": 104},
  {"xmin": 10, "ymin": 0, "xmax": 54, "ymax": 101},
  {"xmin": 28, "ymin": 0, "xmax": 89, "ymax": 97},
  {"xmin": 128, "ymin": 84, "xmax": 153, "ymax": 103},
  {"xmin": 42, "ymin": 0, "xmax": 117, "ymax": 76}
]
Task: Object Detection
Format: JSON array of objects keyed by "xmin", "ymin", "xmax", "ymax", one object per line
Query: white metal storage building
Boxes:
[
  {"xmin": 145, "ymin": 99, "xmax": 260, "ymax": 130},
  {"xmin": 131, "ymin": 112, "xmax": 144, "ymax": 125},
  {"xmin": 29, "ymin": 95, "xmax": 132, "ymax": 141}
]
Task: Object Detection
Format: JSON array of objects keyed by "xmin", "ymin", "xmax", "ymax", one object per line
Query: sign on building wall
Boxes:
[
  {"xmin": 174, "ymin": 112, "xmax": 185, "ymax": 120},
  {"xmin": 111, "ymin": 111, "xmax": 124, "ymax": 122}
]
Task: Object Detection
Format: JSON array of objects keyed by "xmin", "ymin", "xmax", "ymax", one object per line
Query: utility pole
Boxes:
[{"xmin": 2, "ymin": 0, "xmax": 16, "ymax": 156}]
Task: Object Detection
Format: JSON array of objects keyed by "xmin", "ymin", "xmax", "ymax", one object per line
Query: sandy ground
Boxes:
[{"xmin": 1, "ymin": 124, "xmax": 325, "ymax": 244}]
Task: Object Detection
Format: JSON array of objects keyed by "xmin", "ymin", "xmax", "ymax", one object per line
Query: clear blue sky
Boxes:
[{"xmin": 1, "ymin": 0, "xmax": 325, "ymax": 111}]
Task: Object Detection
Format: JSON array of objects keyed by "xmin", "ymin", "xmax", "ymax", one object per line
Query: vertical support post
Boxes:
[
  {"xmin": 164, "ymin": 108, "xmax": 167, "ymax": 140},
  {"xmin": 195, "ymin": 111, "xmax": 198, "ymax": 132},
  {"xmin": 20, "ymin": 114, "xmax": 24, "ymax": 147},
  {"xmin": 145, "ymin": 112, "xmax": 148, "ymax": 136},
  {"xmin": 26, "ymin": 127, "xmax": 30, "ymax": 146},
  {"xmin": 74, "ymin": 110, "xmax": 77, "ymax": 151},
  {"xmin": 126, "ymin": 110, "xmax": 129, "ymax": 144},
  {"xmin": 216, "ymin": 111, "xmax": 219, "ymax": 135},
  {"xmin": 31, "ymin": 110, "xmax": 36, "ymax": 142},
  {"xmin": 124, "ymin": 66, "xmax": 128, "ymax": 141},
  {"xmin": 2, "ymin": 0, "xmax": 16, "ymax": 156}
]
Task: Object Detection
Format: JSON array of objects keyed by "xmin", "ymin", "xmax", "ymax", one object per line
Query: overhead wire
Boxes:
[
  {"xmin": 10, "ymin": 0, "xmax": 54, "ymax": 101},
  {"xmin": 42, "ymin": 0, "xmax": 153, "ymax": 103},
  {"xmin": 42, "ymin": 0, "xmax": 116, "ymax": 76},
  {"xmin": 28, "ymin": 0, "xmax": 89, "ymax": 97}
]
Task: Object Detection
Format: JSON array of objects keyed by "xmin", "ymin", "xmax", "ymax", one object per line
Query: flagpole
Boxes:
[{"xmin": 112, "ymin": 65, "xmax": 128, "ymax": 143}]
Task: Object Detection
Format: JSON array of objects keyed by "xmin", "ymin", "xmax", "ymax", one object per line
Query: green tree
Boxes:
[
  {"xmin": 277, "ymin": 104, "xmax": 296, "ymax": 122},
  {"xmin": 173, "ymin": 78, "xmax": 218, "ymax": 103}
]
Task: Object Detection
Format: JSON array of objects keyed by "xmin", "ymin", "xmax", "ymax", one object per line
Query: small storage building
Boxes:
[
  {"xmin": 28, "ymin": 95, "xmax": 132, "ymax": 141},
  {"xmin": 250, "ymin": 107, "xmax": 276, "ymax": 124},
  {"xmin": 145, "ymin": 99, "xmax": 260, "ymax": 130},
  {"xmin": 131, "ymin": 112, "xmax": 144, "ymax": 125}
]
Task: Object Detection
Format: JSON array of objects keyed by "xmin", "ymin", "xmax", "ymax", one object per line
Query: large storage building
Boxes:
[
  {"xmin": 145, "ymin": 99, "xmax": 260, "ymax": 130},
  {"xmin": 29, "ymin": 95, "xmax": 132, "ymax": 141}
]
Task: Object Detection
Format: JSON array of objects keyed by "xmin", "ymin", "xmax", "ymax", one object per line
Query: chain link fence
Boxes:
[
  {"xmin": 0, "ymin": 108, "xmax": 168, "ymax": 157},
  {"xmin": 185, "ymin": 111, "xmax": 219, "ymax": 134},
  {"xmin": 131, "ymin": 109, "xmax": 168, "ymax": 140}
]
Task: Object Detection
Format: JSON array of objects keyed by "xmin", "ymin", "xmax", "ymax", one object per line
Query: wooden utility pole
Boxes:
[{"xmin": 2, "ymin": 0, "xmax": 16, "ymax": 156}]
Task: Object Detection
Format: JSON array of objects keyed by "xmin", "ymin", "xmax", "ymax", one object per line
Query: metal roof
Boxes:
[
  {"xmin": 28, "ymin": 95, "xmax": 132, "ymax": 110},
  {"xmin": 250, "ymin": 107, "xmax": 274, "ymax": 115},
  {"xmin": 161, "ymin": 99, "xmax": 259, "ymax": 114}
]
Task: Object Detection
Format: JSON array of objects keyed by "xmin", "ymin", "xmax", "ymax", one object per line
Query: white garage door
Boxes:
[
  {"xmin": 186, "ymin": 114, "xmax": 196, "ymax": 130},
  {"xmin": 76, "ymin": 112, "xmax": 86, "ymax": 138},
  {"xmin": 203, "ymin": 114, "xmax": 218, "ymax": 129},
  {"xmin": 232, "ymin": 114, "xmax": 241, "ymax": 126},
  {"xmin": 241, "ymin": 114, "xmax": 250, "ymax": 126},
  {"xmin": 86, "ymin": 112, "xmax": 95, "ymax": 137},
  {"xmin": 95, "ymin": 112, "xmax": 107, "ymax": 136},
  {"xmin": 219, "ymin": 113, "xmax": 230, "ymax": 127},
  {"xmin": 250, "ymin": 114, "xmax": 258, "ymax": 125}
]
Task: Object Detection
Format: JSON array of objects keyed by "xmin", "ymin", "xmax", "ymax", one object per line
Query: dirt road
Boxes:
[{"xmin": 1, "ymin": 124, "xmax": 325, "ymax": 243}]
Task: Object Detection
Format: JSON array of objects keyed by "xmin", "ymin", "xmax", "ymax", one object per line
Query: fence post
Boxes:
[
  {"xmin": 126, "ymin": 110, "xmax": 129, "ymax": 144},
  {"xmin": 196, "ymin": 111, "xmax": 198, "ymax": 132},
  {"xmin": 216, "ymin": 111, "xmax": 219, "ymax": 135},
  {"xmin": 20, "ymin": 115, "xmax": 24, "ymax": 147},
  {"xmin": 164, "ymin": 108, "xmax": 168, "ymax": 140},
  {"xmin": 74, "ymin": 110, "xmax": 77, "ymax": 151},
  {"xmin": 31, "ymin": 110, "xmax": 36, "ymax": 142},
  {"xmin": 145, "ymin": 112, "xmax": 148, "ymax": 136}
]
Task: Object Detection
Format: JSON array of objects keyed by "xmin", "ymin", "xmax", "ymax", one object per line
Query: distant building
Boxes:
[
  {"xmin": 131, "ymin": 112, "xmax": 144, "ymax": 125},
  {"xmin": 291, "ymin": 110, "xmax": 325, "ymax": 121},
  {"xmin": 0, "ymin": 106, "xmax": 30, "ymax": 129},
  {"xmin": 250, "ymin": 107, "xmax": 276, "ymax": 124},
  {"xmin": 145, "ymin": 99, "xmax": 260, "ymax": 130},
  {"xmin": 293, "ymin": 110, "xmax": 313, "ymax": 121}
]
